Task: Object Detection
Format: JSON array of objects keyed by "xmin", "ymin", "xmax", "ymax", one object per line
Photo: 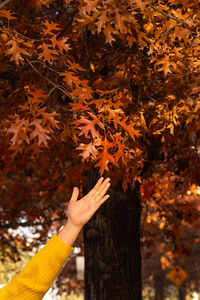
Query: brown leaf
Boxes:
[
  {"xmin": 37, "ymin": 42, "xmax": 58, "ymax": 62},
  {"xmin": 30, "ymin": 119, "xmax": 51, "ymax": 146}
]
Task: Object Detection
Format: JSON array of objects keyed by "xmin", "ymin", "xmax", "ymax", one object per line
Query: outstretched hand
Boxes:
[{"xmin": 67, "ymin": 177, "xmax": 110, "ymax": 230}]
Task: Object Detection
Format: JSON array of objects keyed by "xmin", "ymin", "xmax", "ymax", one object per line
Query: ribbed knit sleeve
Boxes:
[{"xmin": 0, "ymin": 234, "xmax": 74, "ymax": 300}]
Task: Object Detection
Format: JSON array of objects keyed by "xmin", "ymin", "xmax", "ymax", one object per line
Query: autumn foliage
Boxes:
[{"xmin": 0, "ymin": 0, "xmax": 200, "ymax": 292}]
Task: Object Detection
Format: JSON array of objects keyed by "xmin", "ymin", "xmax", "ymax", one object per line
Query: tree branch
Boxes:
[
  {"xmin": 30, "ymin": 60, "xmax": 60, "ymax": 74},
  {"xmin": 0, "ymin": 0, "xmax": 12, "ymax": 9},
  {"xmin": 161, "ymin": 22, "xmax": 182, "ymax": 37},
  {"xmin": 148, "ymin": 4, "xmax": 188, "ymax": 37},
  {"xmin": 149, "ymin": 4, "xmax": 183, "ymax": 23},
  {"xmin": 24, "ymin": 57, "xmax": 74, "ymax": 101}
]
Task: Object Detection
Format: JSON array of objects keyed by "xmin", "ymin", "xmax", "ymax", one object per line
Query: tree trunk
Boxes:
[
  {"xmin": 154, "ymin": 274, "xmax": 164, "ymax": 300},
  {"xmin": 83, "ymin": 170, "xmax": 142, "ymax": 300},
  {"xmin": 178, "ymin": 286, "xmax": 186, "ymax": 300}
]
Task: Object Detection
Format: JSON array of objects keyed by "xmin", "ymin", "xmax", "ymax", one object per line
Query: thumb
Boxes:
[{"xmin": 70, "ymin": 187, "xmax": 79, "ymax": 202}]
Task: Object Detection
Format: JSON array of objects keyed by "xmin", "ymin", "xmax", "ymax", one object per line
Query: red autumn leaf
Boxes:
[{"xmin": 77, "ymin": 112, "xmax": 104, "ymax": 139}]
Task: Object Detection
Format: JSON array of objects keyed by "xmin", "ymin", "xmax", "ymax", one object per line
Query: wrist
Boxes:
[
  {"xmin": 66, "ymin": 219, "xmax": 83, "ymax": 232},
  {"xmin": 57, "ymin": 219, "xmax": 83, "ymax": 247}
]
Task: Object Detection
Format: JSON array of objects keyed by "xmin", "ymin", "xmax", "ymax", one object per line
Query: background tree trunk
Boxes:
[
  {"xmin": 83, "ymin": 169, "xmax": 142, "ymax": 300},
  {"xmin": 178, "ymin": 286, "xmax": 186, "ymax": 300},
  {"xmin": 154, "ymin": 274, "xmax": 164, "ymax": 300}
]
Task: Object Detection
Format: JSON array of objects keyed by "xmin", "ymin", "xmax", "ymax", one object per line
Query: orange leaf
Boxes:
[
  {"xmin": 28, "ymin": 89, "xmax": 49, "ymax": 104},
  {"xmin": 43, "ymin": 20, "xmax": 61, "ymax": 36},
  {"xmin": 114, "ymin": 133, "xmax": 127, "ymax": 165},
  {"xmin": 115, "ymin": 116, "xmax": 141, "ymax": 141},
  {"xmin": 155, "ymin": 56, "xmax": 177, "ymax": 77},
  {"xmin": 82, "ymin": 0, "xmax": 99, "ymax": 15},
  {"xmin": 60, "ymin": 70, "xmax": 81, "ymax": 87},
  {"xmin": 39, "ymin": 110, "xmax": 60, "ymax": 129},
  {"xmin": 6, "ymin": 40, "xmax": 29, "ymax": 65},
  {"xmin": 50, "ymin": 36, "xmax": 71, "ymax": 54},
  {"xmin": 0, "ymin": 10, "xmax": 16, "ymax": 20},
  {"xmin": 37, "ymin": 42, "xmax": 58, "ymax": 62},
  {"xmin": 95, "ymin": 137, "xmax": 116, "ymax": 175}
]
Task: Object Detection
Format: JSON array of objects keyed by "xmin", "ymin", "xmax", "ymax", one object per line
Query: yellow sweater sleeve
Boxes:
[{"xmin": 0, "ymin": 234, "xmax": 73, "ymax": 300}]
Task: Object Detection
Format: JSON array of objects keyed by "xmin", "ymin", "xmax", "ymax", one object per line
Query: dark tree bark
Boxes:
[
  {"xmin": 83, "ymin": 169, "xmax": 142, "ymax": 300},
  {"xmin": 178, "ymin": 286, "xmax": 186, "ymax": 300},
  {"xmin": 154, "ymin": 274, "xmax": 164, "ymax": 300},
  {"xmin": 154, "ymin": 257, "xmax": 165, "ymax": 300}
]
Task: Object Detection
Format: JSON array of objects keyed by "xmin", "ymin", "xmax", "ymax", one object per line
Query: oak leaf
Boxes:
[
  {"xmin": 0, "ymin": 9, "xmax": 16, "ymax": 20},
  {"xmin": 69, "ymin": 100, "xmax": 89, "ymax": 112},
  {"xmin": 95, "ymin": 137, "xmax": 116, "ymax": 175},
  {"xmin": 38, "ymin": 110, "xmax": 60, "ymax": 129},
  {"xmin": 28, "ymin": 89, "xmax": 49, "ymax": 104},
  {"xmin": 43, "ymin": 20, "xmax": 61, "ymax": 36},
  {"xmin": 76, "ymin": 142, "xmax": 99, "ymax": 161},
  {"xmin": 115, "ymin": 116, "xmax": 141, "ymax": 141},
  {"xmin": 7, "ymin": 118, "xmax": 29, "ymax": 145},
  {"xmin": 82, "ymin": 0, "xmax": 99, "ymax": 15},
  {"xmin": 6, "ymin": 39, "xmax": 30, "ymax": 65},
  {"xmin": 155, "ymin": 56, "xmax": 177, "ymax": 77},
  {"xmin": 77, "ymin": 112, "xmax": 104, "ymax": 139},
  {"xmin": 50, "ymin": 36, "xmax": 71, "ymax": 54},
  {"xmin": 30, "ymin": 119, "xmax": 51, "ymax": 146},
  {"xmin": 38, "ymin": 42, "xmax": 58, "ymax": 62},
  {"xmin": 60, "ymin": 70, "xmax": 81, "ymax": 87},
  {"xmin": 114, "ymin": 133, "xmax": 127, "ymax": 166}
]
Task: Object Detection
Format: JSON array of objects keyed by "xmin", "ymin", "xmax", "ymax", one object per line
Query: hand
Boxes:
[{"xmin": 67, "ymin": 177, "xmax": 110, "ymax": 230}]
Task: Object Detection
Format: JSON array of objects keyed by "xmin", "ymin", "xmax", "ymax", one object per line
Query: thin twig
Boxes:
[
  {"xmin": 149, "ymin": 4, "xmax": 183, "ymax": 23},
  {"xmin": 161, "ymin": 22, "xmax": 182, "ymax": 37},
  {"xmin": 6, "ymin": 28, "xmax": 41, "ymax": 42},
  {"xmin": 0, "ymin": 0, "xmax": 12, "ymax": 9},
  {"xmin": 30, "ymin": 60, "xmax": 60, "ymax": 74},
  {"xmin": 24, "ymin": 57, "xmax": 74, "ymax": 101},
  {"xmin": 48, "ymin": 86, "xmax": 56, "ymax": 95}
]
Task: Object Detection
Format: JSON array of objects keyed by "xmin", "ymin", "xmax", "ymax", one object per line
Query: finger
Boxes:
[
  {"xmin": 70, "ymin": 187, "xmax": 79, "ymax": 202},
  {"xmin": 93, "ymin": 194, "xmax": 110, "ymax": 212},
  {"xmin": 89, "ymin": 177, "xmax": 104, "ymax": 195},
  {"xmin": 96, "ymin": 180, "xmax": 111, "ymax": 199}
]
